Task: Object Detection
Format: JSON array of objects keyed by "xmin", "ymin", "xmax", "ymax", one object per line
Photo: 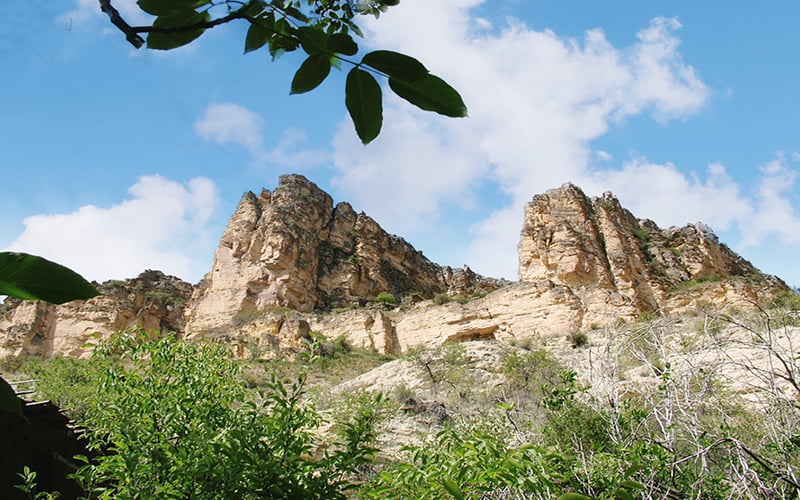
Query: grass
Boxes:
[{"xmin": 674, "ymin": 274, "xmax": 723, "ymax": 291}]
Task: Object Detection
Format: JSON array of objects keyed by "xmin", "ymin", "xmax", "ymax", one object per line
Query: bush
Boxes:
[
  {"xmin": 72, "ymin": 329, "xmax": 379, "ymax": 499},
  {"xmin": 453, "ymin": 294, "xmax": 470, "ymax": 304},
  {"xmin": 567, "ymin": 330, "xmax": 589, "ymax": 348},
  {"xmin": 375, "ymin": 292, "xmax": 397, "ymax": 307},
  {"xmin": 361, "ymin": 424, "xmax": 645, "ymax": 500},
  {"xmin": 433, "ymin": 293, "xmax": 452, "ymax": 305}
]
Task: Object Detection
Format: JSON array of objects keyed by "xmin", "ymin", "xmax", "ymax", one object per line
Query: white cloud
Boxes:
[
  {"xmin": 195, "ymin": 102, "xmax": 265, "ymax": 155},
  {"xmin": 5, "ymin": 175, "xmax": 219, "ymax": 283},
  {"xmin": 330, "ymin": 0, "xmax": 711, "ymax": 278},
  {"xmin": 741, "ymin": 154, "xmax": 800, "ymax": 246},
  {"xmin": 584, "ymin": 158, "xmax": 751, "ymax": 231},
  {"xmin": 194, "ymin": 102, "xmax": 328, "ymax": 172}
]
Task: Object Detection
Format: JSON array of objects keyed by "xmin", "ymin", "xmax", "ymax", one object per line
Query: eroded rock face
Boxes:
[
  {"xmin": 184, "ymin": 174, "xmax": 501, "ymax": 336},
  {"xmin": 518, "ymin": 184, "xmax": 784, "ymax": 318},
  {"xmin": 0, "ymin": 271, "xmax": 192, "ymax": 358},
  {"xmin": 0, "ymin": 179, "xmax": 790, "ymax": 360}
]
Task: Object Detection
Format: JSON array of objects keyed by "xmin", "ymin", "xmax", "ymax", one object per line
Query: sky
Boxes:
[{"xmin": 2, "ymin": 0, "xmax": 800, "ymax": 287}]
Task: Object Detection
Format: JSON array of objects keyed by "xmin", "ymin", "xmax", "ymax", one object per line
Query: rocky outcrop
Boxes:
[
  {"xmin": 517, "ymin": 184, "xmax": 783, "ymax": 318},
  {"xmin": 300, "ymin": 184, "xmax": 787, "ymax": 354},
  {"xmin": 0, "ymin": 271, "xmax": 192, "ymax": 358},
  {"xmin": 184, "ymin": 174, "xmax": 502, "ymax": 336},
  {"xmin": 0, "ymin": 179, "xmax": 791, "ymax": 360}
]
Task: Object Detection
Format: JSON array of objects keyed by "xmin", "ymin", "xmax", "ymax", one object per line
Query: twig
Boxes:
[{"xmin": 98, "ymin": 0, "xmax": 145, "ymax": 48}]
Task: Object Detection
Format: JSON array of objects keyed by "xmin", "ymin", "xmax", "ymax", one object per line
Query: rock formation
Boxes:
[
  {"xmin": 184, "ymin": 174, "xmax": 502, "ymax": 336},
  {"xmin": 517, "ymin": 183, "xmax": 779, "ymax": 318},
  {"xmin": 0, "ymin": 271, "xmax": 191, "ymax": 358},
  {"xmin": 0, "ymin": 178, "xmax": 791, "ymax": 359},
  {"xmin": 187, "ymin": 181, "xmax": 788, "ymax": 358}
]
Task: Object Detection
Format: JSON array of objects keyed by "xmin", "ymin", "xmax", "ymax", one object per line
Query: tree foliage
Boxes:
[
  {"xmin": 99, "ymin": 0, "xmax": 467, "ymax": 144},
  {"xmin": 71, "ymin": 329, "xmax": 380, "ymax": 499}
]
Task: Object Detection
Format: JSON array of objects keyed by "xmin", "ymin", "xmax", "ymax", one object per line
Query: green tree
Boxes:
[
  {"xmin": 73, "ymin": 329, "xmax": 380, "ymax": 499},
  {"xmin": 99, "ymin": 0, "xmax": 467, "ymax": 144}
]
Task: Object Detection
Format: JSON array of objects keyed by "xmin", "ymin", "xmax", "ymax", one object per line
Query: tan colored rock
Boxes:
[
  {"xmin": 0, "ymin": 271, "xmax": 192, "ymax": 359},
  {"xmin": 185, "ymin": 174, "xmax": 500, "ymax": 336},
  {"xmin": 518, "ymin": 184, "xmax": 785, "ymax": 319},
  {"xmin": 311, "ymin": 309, "xmax": 400, "ymax": 354},
  {"xmin": 1, "ymin": 180, "xmax": 791, "ymax": 361}
]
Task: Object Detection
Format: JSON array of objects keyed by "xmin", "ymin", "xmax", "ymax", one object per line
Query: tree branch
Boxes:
[
  {"xmin": 99, "ymin": 0, "xmax": 249, "ymax": 49},
  {"xmin": 98, "ymin": 0, "xmax": 145, "ymax": 48},
  {"xmin": 132, "ymin": 9, "xmax": 249, "ymax": 35}
]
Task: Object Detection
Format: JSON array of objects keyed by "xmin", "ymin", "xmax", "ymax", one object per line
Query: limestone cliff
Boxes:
[
  {"xmin": 518, "ymin": 183, "xmax": 782, "ymax": 317},
  {"xmin": 0, "ymin": 271, "xmax": 191, "ymax": 358},
  {"xmin": 184, "ymin": 174, "xmax": 502, "ymax": 336},
  {"xmin": 190, "ymin": 182, "xmax": 788, "ymax": 359},
  {"xmin": 0, "ymin": 179, "xmax": 790, "ymax": 360}
]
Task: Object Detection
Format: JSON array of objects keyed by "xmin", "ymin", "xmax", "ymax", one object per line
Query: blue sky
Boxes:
[{"xmin": 2, "ymin": 0, "xmax": 800, "ymax": 287}]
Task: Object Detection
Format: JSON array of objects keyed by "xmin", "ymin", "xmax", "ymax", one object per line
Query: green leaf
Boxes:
[
  {"xmin": 243, "ymin": 0, "xmax": 267, "ymax": 17},
  {"xmin": 615, "ymin": 490, "xmax": 635, "ymax": 500},
  {"xmin": 619, "ymin": 480, "xmax": 645, "ymax": 490},
  {"xmin": 137, "ymin": 0, "xmax": 208, "ymax": 16},
  {"xmin": 0, "ymin": 376, "xmax": 23, "ymax": 418},
  {"xmin": 244, "ymin": 21, "xmax": 271, "ymax": 54},
  {"xmin": 146, "ymin": 10, "xmax": 210, "ymax": 50},
  {"xmin": 290, "ymin": 53, "xmax": 331, "ymax": 94},
  {"xmin": 297, "ymin": 26, "xmax": 329, "ymax": 55},
  {"xmin": 440, "ymin": 478, "xmax": 465, "ymax": 500},
  {"xmin": 0, "ymin": 252, "xmax": 99, "ymax": 304},
  {"xmin": 345, "ymin": 68, "xmax": 382, "ymax": 144},
  {"xmin": 389, "ymin": 74, "xmax": 468, "ymax": 117},
  {"xmin": 362, "ymin": 50, "xmax": 428, "ymax": 81},
  {"xmin": 556, "ymin": 494, "xmax": 592, "ymax": 500},
  {"xmin": 284, "ymin": 6, "xmax": 309, "ymax": 23},
  {"xmin": 328, "ymin": 33, "xmax": 358, "ymax": 56}
]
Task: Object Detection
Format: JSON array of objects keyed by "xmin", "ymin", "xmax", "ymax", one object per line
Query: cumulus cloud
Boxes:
[
  {"xmin": 584, "ymin": 159, "xmax": 751, "ymax": 231},
  {"xmin": 741, "ymin": 154, "xmax": 800, "ymax": 246},
  {"xmin": 5, "ymin": 175, "xmax": 219, "ymax": 283},
  {"xmin": 194, "ymin": 102, "xmax": 328, "ymax": 172},
  {"xmin": 195, "ymin": 103, "xmax": 266, "ymax": 155},
  {"xmin": 330, "ymin": 0, "xmax": 711, "ymax": 278}
]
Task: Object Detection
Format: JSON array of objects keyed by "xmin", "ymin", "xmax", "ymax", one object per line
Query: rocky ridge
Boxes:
[
  {"xmin": 183, "ymin": 174, "xmax": 503, "ymax": 335},
  {"xmin": 0, "ymin": 270, "xmax": 191, "ymax": 358},
  {"xmin": 0, "ymin": 176, "xmax": 790, "ymax": 359}
]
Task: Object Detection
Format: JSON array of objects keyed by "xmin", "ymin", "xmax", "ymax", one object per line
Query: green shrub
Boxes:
[
  {"xmin": 143, "ymin": 290, "xmax": 186, "ymax": 304},
  {"xmin": 632, "ymin": 228, "xmax": 651, "ymax": 241},
  {"xmin": 361, "ymin": 424, "xmax": 645, "ymax": 500},
  {"xmin": 636, "ymin": 310, "xmax": 658, "ymax": 322},
  {"xmin": 375, "ymin": 292, "xmax": 397, "ymax": 307},
  {"xmin": 433, "ymin": 293, "xmax": 452, "ymax": 305},
  {"xmin": 453, "ymin": 294, "xmax": 470, "ymax": 304},
  {"xmin": 773, "ymin": 288, "xmax": 800, "ymax": 310},
  {"xmin": 675, "ymin": 274, "xmax": 723, "ymax": 291},
  {"xmin": 567, "ymin": 330, "xmax": 589, "ymax": 348},
  {"xmin": 71, "ymin": 329, "xmax": 379, "ymax": 499}
]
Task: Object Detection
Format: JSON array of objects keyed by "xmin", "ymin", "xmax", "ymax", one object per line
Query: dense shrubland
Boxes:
[{"xmin": 3, "ymin": 304, "xmax": 800, "ymax": 499}]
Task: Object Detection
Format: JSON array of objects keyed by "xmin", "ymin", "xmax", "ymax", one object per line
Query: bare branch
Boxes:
[{"xmin": 98, "ymin": 0, "xmax": 145, "ymax": 48}]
